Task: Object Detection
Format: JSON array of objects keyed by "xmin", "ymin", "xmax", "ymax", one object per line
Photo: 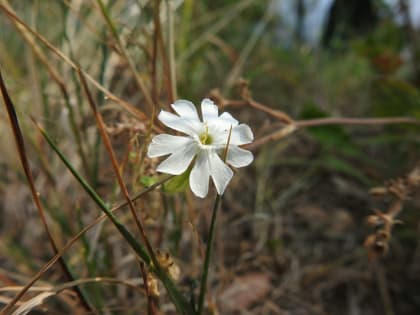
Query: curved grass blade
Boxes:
[
  {"xmin": 35, "ymin": 122, "xmax": 195, "ymax": 315},
  {"xmin": 35, "ymin": 123, "xmax": 151, "ymax": 264}
]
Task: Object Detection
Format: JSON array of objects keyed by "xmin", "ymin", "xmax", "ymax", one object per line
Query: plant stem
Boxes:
[{"xmin": 197, "ymin": 194, "xmax": 222, "ymax": 315}]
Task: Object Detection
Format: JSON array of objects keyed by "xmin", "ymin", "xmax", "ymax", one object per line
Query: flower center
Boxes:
[{"xmin": 199, "ymin": 125, "xmax": 213, "ymax": 145}]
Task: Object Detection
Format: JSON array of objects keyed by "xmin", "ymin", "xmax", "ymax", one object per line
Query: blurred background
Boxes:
[{"xmin": 0, "ymin": 0, "xmax": 419, "ymax": 314}]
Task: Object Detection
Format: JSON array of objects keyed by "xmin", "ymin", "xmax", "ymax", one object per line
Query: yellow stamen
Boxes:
[{"xmin": 199, "ymin": 125, "xmax": 212, "ymax": 145}]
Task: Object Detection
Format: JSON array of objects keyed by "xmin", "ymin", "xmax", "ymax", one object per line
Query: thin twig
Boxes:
[
  {"xmin": 295, "ymin": 117, "xmax": 420, "ymax": 128},
  {"xmin": 246, "ymin": 116, "xmax": 420, "ymax": 151},
  {"xmin": 210, "ymin": 90, "xmax": 293, "ymax": 124}
]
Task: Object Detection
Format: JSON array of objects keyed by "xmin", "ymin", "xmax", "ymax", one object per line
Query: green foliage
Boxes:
[
  {"xmin": 300, "ymin": 104, "xmax": 373, "ymax": 184},
  {"xmin": 320, "ymin": 155, "xmax": 372, "ymax": 185},
  {"xmin": 140, "ymin": 175, "xmax": 159, "ymax": 187},
  {"xmin": 300, "ymin": 104, "xmax": 350, "ymax": 146},
  {"xmin": 164, "ymin": 168, "xmax": 192, "ymax": 193},
  {"xmin": 354, "ymin": 20, "xmax": 404, "ymax": 57},
  {"xmin": 371, "ymin": 77, "xmax": 420, "ymax": 118}
]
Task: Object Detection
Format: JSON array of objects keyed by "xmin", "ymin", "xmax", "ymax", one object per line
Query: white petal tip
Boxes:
[
  {"xmin": 242, "ymin": 124, "xmax": 254, "ymax": 141},
  {"xmin": 191, "ymin": 189, "xmax": 207, "ymax": 198},
  {"xmin": 156, "ymin": 165, "xmax": 183, "ymax": 175}
]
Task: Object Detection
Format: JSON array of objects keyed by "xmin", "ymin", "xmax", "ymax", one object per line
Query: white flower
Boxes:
[{"xmin": 147, "ymin": 98, "xmax": 254, "ymax": 198}]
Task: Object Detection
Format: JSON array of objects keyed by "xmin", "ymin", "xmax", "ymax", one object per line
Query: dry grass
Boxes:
[{"xmin": 0, "ymin": 1, "xmax": 419, "ymax": 314}]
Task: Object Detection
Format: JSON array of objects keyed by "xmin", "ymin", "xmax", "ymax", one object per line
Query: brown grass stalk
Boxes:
[
  {"xmin": 0, "ymin": 70, "xmax": 93, "ymax": 313},
  {"xmin": 77, "ymin": 67, "xmax": 160, "ymax": 277},
  {"xmin": 0, "ymin": 165, "xmax": 172, "ymax": 315}
]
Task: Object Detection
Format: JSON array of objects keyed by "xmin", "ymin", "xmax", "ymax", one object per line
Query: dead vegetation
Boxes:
[{"xmin": 0, "ymin": 1, "xmax": 419, "ymax": 314}]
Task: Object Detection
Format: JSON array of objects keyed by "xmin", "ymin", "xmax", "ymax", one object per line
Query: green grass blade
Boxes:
[
  {"xmin": 35, "ymin": 121, "xmax": 195, "ymax": 315},
  {"xmin": 34, "ymin": 121, "xmax": 151, "ymax": 265},
  {"xmin": 0, "ymin": 69, "xmax": 95, "ymax": 313}
]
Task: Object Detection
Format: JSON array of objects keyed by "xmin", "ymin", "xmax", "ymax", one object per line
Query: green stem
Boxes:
[{"xmin": 197, "ymin": 194, "xmax": 222, "ymax": 315}]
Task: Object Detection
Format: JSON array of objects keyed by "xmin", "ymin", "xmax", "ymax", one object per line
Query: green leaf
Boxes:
[
  {"xmin": 140, "ymin": 175, "xmax": 159, "ymax": 187},
  {"xmin": 321, "ymin": 155, "xmax": 372, "ymax": 185},
  {"xmin": 164, "ymin": 168, "xmax": 191, "ymax": 193}
]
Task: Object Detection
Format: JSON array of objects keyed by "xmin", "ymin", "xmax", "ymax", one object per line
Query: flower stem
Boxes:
[{"xmin": 197, "ymin": 194, "xmax": 222, "ymax": 315}]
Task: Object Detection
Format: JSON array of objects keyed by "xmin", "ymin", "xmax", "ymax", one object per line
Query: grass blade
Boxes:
[
  {"xmin": 0, "ymin": 69, "xmax": 94, "ymax": 313},
  {"xmin": 77, "ymin": 66, "xmax": 158, "ymax": 314},
  {"xmin": 36, "ymin": 120, "xmax": 195, "ymax": 314},
  {"xmin": 77, "ymin": 66, "xmax": 157, "ymax": 262},
  {"xmin": 1, "ymin": 173, "xmax": 172, "ymax": 314},
  {"xmin": 35, "ymin": 122, "xmax": 151, "ymax": 264},
  {"xmin": 95, "ymin": 0, "xmax": 155, "ymax": 113}
]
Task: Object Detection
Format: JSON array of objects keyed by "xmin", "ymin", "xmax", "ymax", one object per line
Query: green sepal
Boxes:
[{"xmin": 164, "ymin": 167, "xmax": 192, "ymax": 193}]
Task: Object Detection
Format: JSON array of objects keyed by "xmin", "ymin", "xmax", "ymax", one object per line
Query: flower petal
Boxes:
[
  {"xmin": 171, "ymin": 100, "xmax": 199, "ymax": 121},
  {"xmin": 201, "ymin": 98, "xmax": 218, "ymax": 122},
  {"xmin": 209, "ymin": 127, "xmax": 230, "ymax": 146},
  {"xmin": 226, "ymin": 146, "xmax": 253, "ymax": 168},
  {"xmin": 189, "ymin": 151, "xmax": 210, "ymax": 198},
  {"xmin": 219, "ymin": 112, "xmax": 238, "ymax": 126},
  {"xmin": 230, "ymin": 124, "xmax": 254, "ymax": 145},
  {"xmin": 158, "ymin": 110, "xmax": 202, "ymax": 136},
  {"xmin": 208, "ymin": 151, "xmax": 233, "ymax": 195},
  {"xmin": 148, "ymin": 134, "xmax": 192, "ymax": 157},
  {"xmin": 156, "ymin": 142, "xmax": 197, "ymax": 175}
]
